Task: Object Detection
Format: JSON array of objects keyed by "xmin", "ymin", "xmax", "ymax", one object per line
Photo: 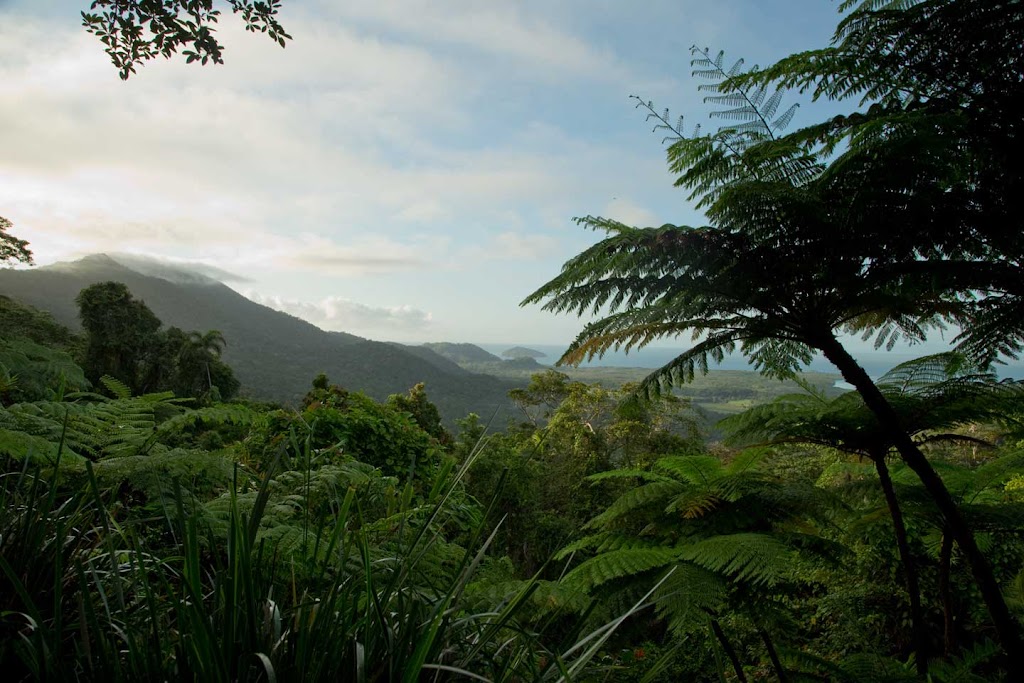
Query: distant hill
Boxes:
[
  {"xmin": 502, "ymin": 346, "xmax": 546, "ymax": 360},
  {"xmin": 422, "ymin": 342, "xmax": 502, "ymax": 364},
  {"xmin": 0, "ymin": 255, "xmax": 517, "ymax": 421},
  {"xmin": 386, "ymin": 342, "xmax": 475, "ymax": 375}
]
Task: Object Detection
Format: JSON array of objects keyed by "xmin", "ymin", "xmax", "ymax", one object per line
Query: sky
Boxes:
[{"xmin": 2, "ymin": 1, "xmax": 862, "ymax": 347}]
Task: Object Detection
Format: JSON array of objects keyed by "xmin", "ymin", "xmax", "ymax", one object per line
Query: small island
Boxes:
[{"xmin": 501, "ymin": 346, "xmax": 547, "ymax": 360}]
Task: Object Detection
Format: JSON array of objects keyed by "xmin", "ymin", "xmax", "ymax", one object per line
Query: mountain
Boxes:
[
  {"xmin": 0, "ymin": 255, "xmax": 517, "ymax": 421},
  {"xmin": 421, "ymin": 342, "xmax": 502, "ymax": 364}
]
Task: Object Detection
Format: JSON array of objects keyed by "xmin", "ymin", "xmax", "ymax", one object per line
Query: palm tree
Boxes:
[
  {"xmin": 190, "ymin": 330, "xmax": 226, "ymax": 391},
  {"xmin": 175, "ymin": 329, "xmax": 227, "ymax": 398}
]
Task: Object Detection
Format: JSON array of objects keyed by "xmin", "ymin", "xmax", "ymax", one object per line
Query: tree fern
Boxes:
[
  {"xmin": 652, "ymin": 562, "xmax": 727, "ymax": 634},
  {"xmin": 582, "ymin": 478, "xmax": 684, "ymax": 531},
  {"xmin": 0, "ymin": 339, "xmax": 89, "ymax": 403},
  {"xmin": 562, "ymin": 546, "xmax": 680, "ymax": 591},
  {"xmin": 559, "ymin": 449, "xmax": 835, "ymax": 652},
  {"xmin": 678, "ymin": 533, "xmax": 794, "ymax": 587}
]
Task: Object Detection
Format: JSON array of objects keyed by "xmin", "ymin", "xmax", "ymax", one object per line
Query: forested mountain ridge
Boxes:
[
  {"xmin": 421, "ymin": 342, "xmax": 503, "ymax": 363},
  {"xmin": 0, "ymin": 254, "xmax": 517, "ymax": 419}
]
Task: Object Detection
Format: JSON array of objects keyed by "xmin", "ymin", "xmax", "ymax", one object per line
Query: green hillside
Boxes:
[
  {"xmin": 0, "ymin": 255, "xmax": 517, "ymax": 421},
  {"xmin": 421, "ymin": 342, "xmax": 502, "ymax": 363},
  {"xmin": 0, "ymin": 294, "xmax": 82, "ymax": 354}
]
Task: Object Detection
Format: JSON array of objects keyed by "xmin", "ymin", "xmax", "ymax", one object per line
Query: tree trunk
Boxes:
[
  {"xmin": 939, "ymin": 528, "xmax": 957, "ymax": 657},
  {"xmin": 873, "ymin": 453, "xmax": 928, "ymax": 677},
  {"xmin": 756, "ymin": 625, "xmax": 788, "ymax": 683},
  {"xmin": 711, "ymin": 618, "xmax": 748, "ymax": 683},
  {"xmin": 818, "ymin": 334, "xmax": 1020, "ymax": 675}
]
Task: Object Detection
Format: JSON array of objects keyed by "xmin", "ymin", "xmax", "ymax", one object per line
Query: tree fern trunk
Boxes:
[
  {"xmin": 873, "ymin": 452, "xmax": 928, "ymax": 677},
  {"xmin": 710, "ymin": 618, "xmax": 747, "ymax": 683},
  {"xmin": 756, "ymin": 625, "xmax": 787, "ymax": 683},
  {"xmin": 818, "ymin": 334, "xmax": 1020, "ymax": 675},
  {"xmin": 939, "ymin": 528, "xmax": 956, "ymax": 657}
]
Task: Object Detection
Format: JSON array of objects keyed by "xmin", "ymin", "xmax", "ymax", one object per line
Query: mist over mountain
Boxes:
[{"xmin": 0, "ymin": 254, "xmax": 516, "ymax": 420}]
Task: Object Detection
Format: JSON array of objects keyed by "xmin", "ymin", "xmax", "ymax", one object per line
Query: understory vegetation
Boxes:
[
  {"xmin": 3, "ymin": 299, "xmax": 1024, "ymax": 681},
  {"xmin": 3, "ymin": 0, "xmax": 1024, "ymax": 679}
]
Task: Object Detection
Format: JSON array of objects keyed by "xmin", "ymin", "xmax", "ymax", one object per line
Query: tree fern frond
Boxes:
[
  {"xmin": 678, "ymin": 533, "xmax": 793, "ymax": 586},
  {"xmin": 0, "ymin": 426, "xmax": 87, "ymax": 464},
  {"xmin": 562, "ymin": 547, "xmax": 679, "ymax": 591},
  {"xmin": 655, "ymin": 455, "xmax": 723, "ymax": 487},
  {"xmin": 556, "ymin": 532, "xmax": 612, "ymax": 560},
  {"xmin": 100, "ymin": 375, "xmax": 133, "ymax": 399},
  {"xmin": 584, "ymin": 479, "xmax": 685, "ymax": 530},
  {"xmin": 636, "ymin": 331, "xmax": 748, "ymax": 399},
  {"xmin": 653, "ymin": 562, "xmax": 728, "ymax": 635},
  {"xmin": 586, "ymin": 468, "xmax": 670, "ymax": 484},
  {"xmin": 155, "ymin": 402, "xmax": 258, "ymax": 439},
  {"xmin": 665, "ymin": 490, "xmax": 723, "ymax": 519},
  {"xmin": 772, "ymin": 103, "xmax": 800, "ymax": 132},
  {"xmin": 761, "ymin": 89, "xmax": 785, "ymax": 120}
]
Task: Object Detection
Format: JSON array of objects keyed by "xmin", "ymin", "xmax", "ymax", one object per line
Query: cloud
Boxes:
[
  {"xmin": 108, "ymin": 252, "xmax": 252, "ymax": 284},
  {"xmin": 275, "ymin": 234, "xmax": 430, "ymax": 274},
  {"xmin": 317, "ymin": 1, "xmax": 636, "ymax": 85},
  {"xmin": 447, "ymin": 231, "xmax": 560, "ymax": 267},
  {"xmin": 489, "ymin": 232, "xmax": 559, "ymax": 259},
  {"xmin": 0, "ymin": 16, "xmax": 618, "ymax": 270},
  {"xmin": 601, "ymin": 197, "xmax": 664, "ymax": 227},
  {"xmin": 245, "ymin": 291, "xmax": 433, "ymax": 333}
]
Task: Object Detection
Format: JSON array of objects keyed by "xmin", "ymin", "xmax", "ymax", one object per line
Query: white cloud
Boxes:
[
  {"xmin": 319, "ymin": 1, "xmax": 636, "ymax": 85},
  {"xmin": 490, "ymin": 232, "xmax": 559, "ymax": 259},
  {"xmin": 601, "ymin": 197, "xmax": 664, "ymax": 227},
  {"xmin": 0, "ymin": 15, "xmax": 628, "ymax": 270}
]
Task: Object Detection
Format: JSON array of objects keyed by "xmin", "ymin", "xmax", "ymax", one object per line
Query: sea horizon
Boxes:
[{"xmin": 467, "ymin": 342, "xmax": 1024, "ymax": 381}]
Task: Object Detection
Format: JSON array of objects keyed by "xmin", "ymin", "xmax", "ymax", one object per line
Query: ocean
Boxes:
[{"xmin": 473, "ymin": 343, "xmax": 1024, "ymax": 381}]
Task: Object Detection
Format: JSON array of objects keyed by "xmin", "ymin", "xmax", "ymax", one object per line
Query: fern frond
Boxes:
[
  {"xmin": 655, "ymin": 455, "xmax": 723, "ymax": 487},
  {"xmin": 653, "ymin": 562, "xmax": 728, "ymax": 635},
  {"xmin": 584, "ymin": 479, "xmax": 685, "ymax": 530},
  {"xmin": 678, "ymin": 533, "xmax": 793, "ymax": 586},
  {"xmin": 100, "ymin": 375, "xmax": 133, "ymax": 400},
  {"xmin": 562, "ymin": 546, "xmax": 679, "ymax": 591},
  {"xmin": 155, "ymin": 402, "xmax": 258, "ymax": 439}
]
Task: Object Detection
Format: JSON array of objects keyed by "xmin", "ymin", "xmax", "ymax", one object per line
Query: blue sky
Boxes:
[{"xmin": 2, "ymin": 1, "xmax": 863, "ymax": 347}]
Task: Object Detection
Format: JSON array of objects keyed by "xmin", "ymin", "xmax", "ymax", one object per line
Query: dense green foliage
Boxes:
[
  {"xmin": 4, "ymin": 319, "xmax": 1024, "ymax": 680},
  {"xmin": 525, "ymin": 0, "xmax": 1024, "ymax": 675},
  {"xmin": 76, "ymin": 281, "xmax": 240, "ymax": 401},
  {"xmin": 0, "ymin": 295, "xmax": 81, "ymax": 354},
  {"xmin": 3, "ymin": 0, "xmax": 1023, "ymax": 679},
  {"xmin": 4, "ymin": 297, "xmax": 1024, "ymax": 679},
  {"xmin": 0, "ymin": 341, "xmax": 701, "ymax": 680}
]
